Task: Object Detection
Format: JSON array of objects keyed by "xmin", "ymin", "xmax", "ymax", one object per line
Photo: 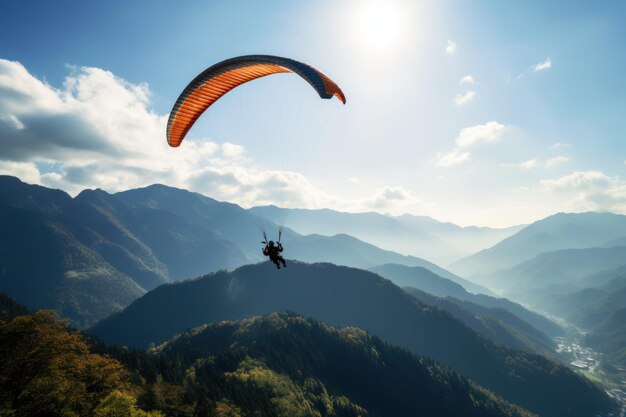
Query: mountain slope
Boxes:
[
  {"xmin": 90, "ymin": 261, "xmax": 610, "ymax": 417},
  {"xmin": 369, "ymin": 263, "xmax": 480, "ymax": 299},
  {"xmin": 584, "ymin": 308, "xmax": 626, "ymax": 368},
  {"xmin": 370, "ymin": 263, "xmax": 561, "ymax": 338},
  {"xmin": 0, "ymin": 181, "xmax": 147, "ymax": 327},
  {"xmin": 402, "ymin": 287, "xmax": 556, "ymax": 358},
  {"xmin": 452, "ymin": 212, "xmax": 626, "ymax": 279}
]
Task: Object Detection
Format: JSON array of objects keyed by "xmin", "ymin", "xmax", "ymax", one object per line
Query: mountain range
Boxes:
[
  {"xmin": 0, "ymin": 175, "xmax": 480, "ymax": 327},
  {"xmin": 250, "ymin": 205, "xmax": 522, "ymax": 266},
  {"xmin": 451, "ymin": 212, "xmax": 626, "ymax": 279}
]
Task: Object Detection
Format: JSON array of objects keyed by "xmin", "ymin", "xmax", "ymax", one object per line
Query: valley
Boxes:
[{"xmin": 556, "ymin": 334, "xmax": 626, "ymax": 417}]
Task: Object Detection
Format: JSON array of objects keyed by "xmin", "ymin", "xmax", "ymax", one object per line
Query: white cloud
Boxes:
[
  {"xmin": 541, "ymin": 170, "xmax": 626, "ymax": 213},
  {"xmin": 454, "ymin": 91, "xmax": 476, "ymax": 106},
  {"xmin": 221, "ymin": 142, "xmax": 246, "ymax": 159},
  {"xmin": 446, "ymin": 40, "xmax": 457, "ymax": 56},
  {"xmin": 517, "ymin": 159, "xmax": 539, "ymax": 169},
  {"xmin": 436, "ymin": 149, "xmax": 470, "ymax": 167},
  {"xmin": 0, "ymin": 160, "xmax": 41, "ymax": 183},
  {"xmin": 455, "ymin": 121, "xmax": 506, "ymax": 148},
  {"xmin": 532, "ymin": 57, "xmax": 552, "ymax": 72},
  {"xmin": 348, "ymin": 177, "xmax": 360, "ymax": 183},
  {"xmin": 545, "ymin": 155, "xmax": 570, "ymax": 168},
  {"xmin": 437, "ymin": 122, "xmax": 506, "ymax": 168},
  {"xmin": 0, "ymin": 58, "xmax": 432, "ymax": 217},
  {"xmin": 459, "ymin": 75, "xmax": 475, "ymax": 85},
  {"xmin": 541, "ymin": 171, "xmax": 611, "ymax": 190},
  {"xmin": 550, "ymin": 142, "xmax": 570, "ymax": 149}
]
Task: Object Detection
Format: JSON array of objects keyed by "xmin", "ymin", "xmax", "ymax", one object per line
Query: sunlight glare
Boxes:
[{"xmin": 353, "ymin": 0, "xmax": 404, "ymax": 51}]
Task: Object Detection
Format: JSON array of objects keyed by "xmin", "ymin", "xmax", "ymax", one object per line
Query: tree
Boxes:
[
  {"xmin": 94, "ymin": 391, "xmax": 163, "ymax": 417},
  {"xmin": 0, "ymin": 311, "xmax": 127, "ymax": 416}
]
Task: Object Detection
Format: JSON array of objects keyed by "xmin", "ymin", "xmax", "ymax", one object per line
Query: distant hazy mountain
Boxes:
[
  {"xmin": 89, "ymin": 261, "xmax": 609, "ymax": 417},
  {"xmin": 370, "ymin": 263, "xmax": 561, "ymax": 338},
  {"xmin": 451, "ymin": 212, "xmax": 626, "ymax": 279},
  {"xmin": 0, "ymin": 176, "xmax": 473, "ymax": 326},
  {"xmin": 567, "ymin": 276, "xmax": 626, "ymax": 330},
  {"xmin": 250, "ymin": 205, "xmax": 522, "ymax": 266},
  {"xmin": 530, "ymin": 267, "xmax": 626, "ymax": 327},
  {"xmin": 402, "ymin": 287, "xmax": 556, "ymax": 358},
  {"xmin": 484, "ymin": 246, "xmax": 626, "ymax": 299},
  {"xmin": 115, "ymin": 183, "xmax": 474, "ymax": 286},
  {"xmin": 154, "ymin": 311, "xmax": 534, "ymax": 417}
]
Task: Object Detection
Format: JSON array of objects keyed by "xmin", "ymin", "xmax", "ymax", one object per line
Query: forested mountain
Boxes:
[
  {"xmin": 250, "ymin": 205, "xmax": 522, "ymax": 265},
  {"xmin": 148, "ymin": 312, "xmax": 535, "ymax": 417},
  {"xmin": 452, "ymin": 212, "xmax": 626, "ymax": 279},
  {"xmin": 371, "ymin": 264, "xmax": 561, "ymax": 338},
  {"xmin": 1, "ymin": 302, "xmax": 538, "ymax": 417},
  {"xmin": 90, "ymin": 261, "xmax": 609, "ymax": 417},
  {"xmin": 402, "ymin": 287, "xmax": 556, "ymax": 358}
]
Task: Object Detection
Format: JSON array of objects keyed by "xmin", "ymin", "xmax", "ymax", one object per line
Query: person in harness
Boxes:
[{"xmin": 263, "ymin": 240, "xmax": 287, "ymax": 269}]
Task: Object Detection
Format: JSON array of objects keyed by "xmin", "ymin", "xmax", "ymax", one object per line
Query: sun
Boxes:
[{"xmin": 353, "ymin": 0, "xmax": 404, "ymax": 51}]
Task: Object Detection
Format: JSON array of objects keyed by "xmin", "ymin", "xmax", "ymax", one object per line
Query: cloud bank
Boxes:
[
  {"xmin": 541, "ymin": 170, "xmax": 626, "ymax": 212},
  {"xmin": 0, "ymin": 59, "xmax": 425, "ymax": 216},
  {"xmin": 437, "ymin": 121, "xmax": 506, "ymax": 167}
]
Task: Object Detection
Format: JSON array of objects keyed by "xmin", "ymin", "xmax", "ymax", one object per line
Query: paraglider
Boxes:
[
  {"xmin": 262, "ymin": 229, "xmax": 286, "ymax": 269},
  {"xmin": 167, "ymin": 55, "xmax": 345, "ymax": 269},
  {"xmin": 166, "ymin": 54, "xmax": 346, "ymax": 148}
]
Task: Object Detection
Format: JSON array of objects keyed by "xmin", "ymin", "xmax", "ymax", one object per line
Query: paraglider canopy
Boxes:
[{"xmin": 166, "ymin": 55, "xmax": 346, "ymax": 148}]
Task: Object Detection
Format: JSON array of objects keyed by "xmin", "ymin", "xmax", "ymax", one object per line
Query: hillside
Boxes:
[
  {"xmin": 90, "ymin": 261, "xmax": 609, "ymax": 417},
  {"xmin": 0, "ymin": 177, "xmax": 149, "ymax": 327},
  {"xmin": 452, "ymin": 212, "xmax": 626, "ymax": 279},
  {"xmin": 371, "ymin": 263, "xmax": 561, "ymax": 338},
  {"xmin": 402, "ymin": 287, "xmax": 556, "ymax": 358},
  {"xmin": 585, "ymin": 308, "xmax": 626, "ymax": 368}
]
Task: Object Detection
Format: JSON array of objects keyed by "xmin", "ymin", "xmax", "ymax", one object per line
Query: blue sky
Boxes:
[{"xmin": 1, "ymin": 0, "xmax": 625, "ymax": 227}]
